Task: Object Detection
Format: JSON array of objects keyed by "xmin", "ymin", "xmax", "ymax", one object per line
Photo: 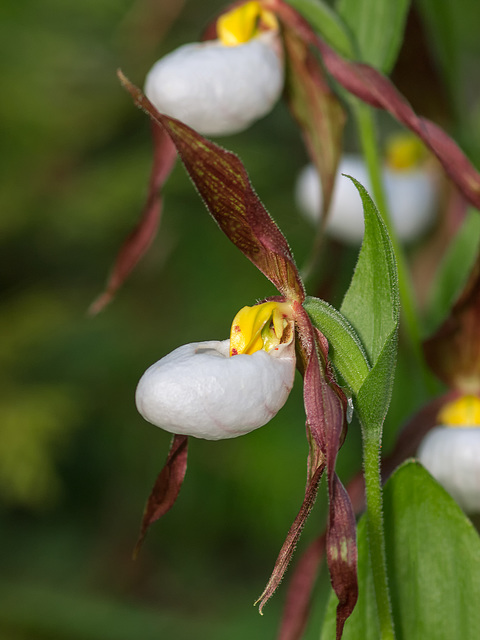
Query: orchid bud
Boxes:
[
  {"xmin": 417, "ymin": 395, "xmax": 480, "ymax": 514},
  {"xmin": 144, "ymin": 2, "xmax": 284, "ymax": 136},
  {"xmin": 295, "ymin": 134, "xmax": 437, "ymax": 245},
  {"xmin": 135, "ymin": 302, "xmax": 295, "ymax": 440}
]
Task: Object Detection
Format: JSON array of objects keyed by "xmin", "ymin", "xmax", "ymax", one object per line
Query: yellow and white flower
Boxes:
[
  {"xmin": 295, "ymin": 134, "xmax": 438, "ymax": 245},
  {"xmin": 417, "ymin": 395, "xmax": 480, "ymax": 514},
  {"xmin": 144, "ymin": 2, "xmax": 284, "ymax": 136},
  {"xmin": 135, "ymin": 301, "xmax": 295, "ymax": 440}
]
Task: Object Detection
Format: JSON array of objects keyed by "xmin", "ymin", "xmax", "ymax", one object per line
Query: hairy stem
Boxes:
[{"xmin": 362, "ymin": 426, "xmax": 396, "ymax": 640}]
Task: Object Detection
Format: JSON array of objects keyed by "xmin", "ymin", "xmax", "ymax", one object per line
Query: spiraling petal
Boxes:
[
  {"xmin": 135, "ymin": 338, "xmax": 295, "ymax": 440},
  {"xmin": 134, "ymin": 434, "xmax": 188, "ymax": 555},
  {"xmin": 144, "ymin": 31, "xmax": 283, "ymax": 136}
]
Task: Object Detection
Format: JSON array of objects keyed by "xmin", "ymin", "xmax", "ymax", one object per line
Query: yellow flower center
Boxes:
[
  {"xmin": 385, "ymin": 132, "xmax": 427, "ymax": 171},
  {"xmin": 438, "ymin": 395, "xmax": 480, "ymax": 428},
  {"xmin": 229, "ymin": 301, "xmax": 292, "ymax": 356},
  {"xmin": 217, "ymin": 1, "xmax": 278, "ymax": 47}
]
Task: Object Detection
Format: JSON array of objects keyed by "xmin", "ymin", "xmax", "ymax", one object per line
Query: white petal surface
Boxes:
[
  {"xmin": 417, "ymin": 426, "xmax": 480, "ymax": 514},
  {"xmin": 135, "ymin": 339, "xmax": 295, "ymax": 440},
  {"xmin": 296, "ymin": 156, "xmax": 437, "ymax": 244},
  {"xmin": 144, "ymin": 32, "xmax": 283, "ymax": 136}
]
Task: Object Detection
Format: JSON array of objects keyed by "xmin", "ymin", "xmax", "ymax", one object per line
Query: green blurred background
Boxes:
[{"xmin": 1, "ymin": 0, "xmax": 480, "ymax": 638}]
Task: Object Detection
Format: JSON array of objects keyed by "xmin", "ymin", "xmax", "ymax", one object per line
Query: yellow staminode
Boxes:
[
  {"xmin": 385, "ymin": 132, "xmax": 427, "ymax": 171},
  {"xmin": 217, "ymin": 1, "xmax": 278, "ymax": 47},
  {"xmin": 438, "ymin": 395, "xmax": 480, "ymax": 428},
  {"xmin": 229, "ymin": 301, "xmax": 291, "ymax": 356}
]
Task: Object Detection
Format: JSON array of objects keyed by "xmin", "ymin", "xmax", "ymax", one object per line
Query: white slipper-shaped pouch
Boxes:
[
  {"xmin": 144, "ymin": 3, "xmax": 284, "ymax": 136},
  {"xmin": 417, "ymin": 396, "xmax": 480, "ymax": 514},
  {"xmin": 136, "ymin": 302, "xmax": 296, "ymax": 440}
]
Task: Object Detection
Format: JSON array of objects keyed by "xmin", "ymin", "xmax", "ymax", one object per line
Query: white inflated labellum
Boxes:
[
  {"xmin": 144, "ymin": 31, "xmax": 284, "ymax": 136},
  {"xmin": 135, "ymin": 337, "xmax": 295, "ymax": 440},
  {"xmin": 417, "ymin": 426, "xmax": 480, "ymax": 514},
  {"xmin": 295, "ymin": 155, "xmax": 437, "ymax": 245}
]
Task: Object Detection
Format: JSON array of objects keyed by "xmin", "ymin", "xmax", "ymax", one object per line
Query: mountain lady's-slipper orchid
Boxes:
[
  {"xmin": 144, "ymin": 2, "xmax": 284, "ymax": 136},
  {"xmin": 418, "ymin": 395, "xmax": 480, "ymax": 514},
  {"xmin": 118, "ymin": 80, "xmax": 359, "ymax": 637},
  {"xmin": 296, "ymin": 134, "xmax": 438, "ymax": 245},
  {"xmin": 135, "ymin": 301, "xmax": 296, "ymax": 440}
]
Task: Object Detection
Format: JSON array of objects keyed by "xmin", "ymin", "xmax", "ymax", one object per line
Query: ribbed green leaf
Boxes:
[
  {"xmin": 337, "ymin": 178, "xmax": 398, "ymax": 428},
  {"xmin": 321, "ymin": 460, "xmax": 480, "ymax": 639},
  {"xmin": 340, "ymin": 177, "xmax": 399, "ymax": 360},
  {"xmin": 336, "ymin": 0, "xmax": 411, "ymax": 73}
]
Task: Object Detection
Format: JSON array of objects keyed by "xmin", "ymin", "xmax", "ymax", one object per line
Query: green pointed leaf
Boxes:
[
  {"xmin": 337, "ymin": 178, "xmax": 398, "ymax": 426},
  {"xmin": 303, "ymin": 296, "xmax": 370, "ymax": 395},
  {"xmin": 335, "ymin": 177, "xmax": 399, "ymax": 428},
  {"xmin": 336, "ymin": 0, "xmax": 411, "ymax": 73},
  {"xmin": 285, "ymin": 0, "xmax": 355, "ymax": 59},
  {"xmin": 321, "ymin": 460, "xmax": 480, "ymax": 639},
  {"xmin": 340, "ymin": 177, "xmax": 399, "ymax": 360}
]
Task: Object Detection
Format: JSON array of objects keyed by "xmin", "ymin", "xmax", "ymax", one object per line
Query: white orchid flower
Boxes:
[
  {"xmin": 144, "ymin": 2, "xmax": 284, "ymax": 136},
  {"xmin": 417, "ymin": 395, "xmax": 480, "ymax": 514},
  {"xmin": 135, "ymin": 301, "xmax": 296, "ymax": 440},
  {"xmin": 295, "ymin": 134, "xmax": 438, "ymax": 245}
]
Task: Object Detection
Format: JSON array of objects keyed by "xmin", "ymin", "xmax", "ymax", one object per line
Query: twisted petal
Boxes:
[
  {"xmin": 134, "ymin": 434, "xmax": 188, "ymax": 555},
  {"xmin": 90, "ymin": 123, "xmax": 176, "ymax": 313},
  {"xmin": 270, "ymin": 0, "xmax": 480, "ymax": 210},
  {"xmin": 144, "ymin": 31, "xmax": 283, "ymax": 136},
  {"xmin": 136, "ymin": 338, "xmax": 295, "ymax": 440},
  {"xmin": 119, "ymin": 72, "xmax": 305, "ymax": 301}
]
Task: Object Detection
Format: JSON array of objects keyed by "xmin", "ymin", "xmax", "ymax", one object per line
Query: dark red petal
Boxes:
[
  {"xmin": 326, "ymin": 474, "xmax": 358, "ymax": 639},
  {"xmin": 270, "ymin": 0, "xmax": 480, "ymax": 211},
  {"xmin": 423, "ymin": 255, "xmax": 480, "ymax": 392},
  {"xmin": 294, "ymin": 302, "xmax": 358, "ymax": 636},
  {"xmin": 134, "ymin": 434, "xmax": 188, "ymax": 557},
  {"xmin": 117, "ymin": 71, "xmax": 305, "ymax": 302},
  {"xmin": 282, "ymin": 18, "xmax": 345, "ymax": 223},
  {"xmin": 255, "ymin": 433, "xmax": 326, "ymax": 613},
  {"xmin": 90, "ymin": 122, "xmax": 176, "ymax": 314},
  {"xmin": 277, "ymin": 388, "xmax": 458, "ymax": 640},
  {"xmin": 277, "ymin": 468, "xmax": 365, "ymax": 640},
  {"xmin": 297, "ymin": 303, "xmax": 358, "ymax": 634}
]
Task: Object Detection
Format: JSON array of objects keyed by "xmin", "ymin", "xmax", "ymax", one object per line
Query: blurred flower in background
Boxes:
[
  {"xmin": 418, "ymin": 395, "xmax": 480, "ymax": 514},
  {"xmin": 295, "ymin": 133, "xmax": 439, "ymax": 245}
]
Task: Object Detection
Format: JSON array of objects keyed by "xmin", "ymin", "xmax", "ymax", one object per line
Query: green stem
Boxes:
[
  {"xmin": 362, "ymin": 426, "xmax": 396, "ymax": 640},
  {"xmin": 353, "ymin": 101, "xmax": 429, "ymax": 387}
]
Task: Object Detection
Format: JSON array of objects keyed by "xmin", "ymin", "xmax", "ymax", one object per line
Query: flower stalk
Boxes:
[{"xmin": 362, "ymin": 425, "xmax": 396, "ymax": 640}]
